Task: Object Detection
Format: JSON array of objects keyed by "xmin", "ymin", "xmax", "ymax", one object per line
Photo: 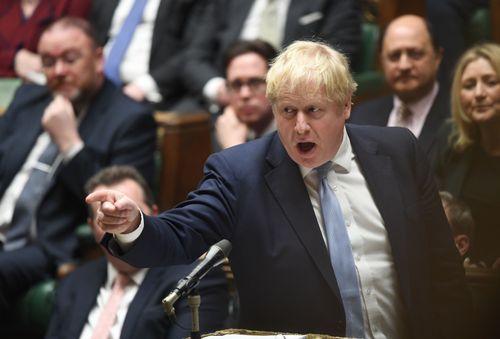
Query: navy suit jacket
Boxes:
[
  {"xmin": 109, "ymin": 125, "xmax": 471, "ymax": 338},
  {"xmin": 349, "ymin": 85, "xmax": 450, "ymax": 161},
  {"xmin": 45, "ymin": 257, "xmax": 229, "ymax": 339},
  {"xmin": 182, "ymin": 0, "xmax": 361, "ymax": 96},
  {"xmin": 0, "ymin": 80, "xmax": 156, "ymax": 267}
]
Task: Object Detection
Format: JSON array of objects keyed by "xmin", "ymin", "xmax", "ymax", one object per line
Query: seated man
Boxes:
[
  {"xmin": 349, "ymin": 15, "xmax": 448, "ymax": 161},
  {"xmin": 214, "ymin": 39, "xmax": 277, "ymax": 150},
  {"xmin": 182, "ymin": 0, "xmax": 361, "ymax": 112},
  {"xmin": 0, "ymin": 17, "xmax": 156, "ymax": 313},
  {"xmin": 46, "ymin": 165, "xmax": 229, "ymax": 339},
  {"xmin": 89, "ymin": 0, "xmax": 204, "ymax": 109}
]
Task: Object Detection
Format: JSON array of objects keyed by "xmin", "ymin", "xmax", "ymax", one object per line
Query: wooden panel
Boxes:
[
  {"xmin": 155, "ymin": 111, "xmax": 212, "ymax": 210},
  {"xmin": 492, "ymin": 0, "xmax": 500, "ymax": 44},
  {"xmin": 378, "ymin": 0, "xmax": 426, "ymax": 29}
]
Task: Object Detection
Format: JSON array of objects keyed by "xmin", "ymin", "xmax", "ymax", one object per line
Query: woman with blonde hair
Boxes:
[{"xmin": 434, "ymin": 42, "xmax": 500, "ymax": 268}]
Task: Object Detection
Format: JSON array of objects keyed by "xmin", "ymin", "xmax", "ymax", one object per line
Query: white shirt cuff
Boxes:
[
  {"xmin": 62, "ymin": 141, "xmax": 84, "ymax": 163},
  {"xmin": 203, "ymin": 77, "xmax": 225, "ymax": 102},
  {"xmin": 115, "ymin": 210, "xmax": 145, "ymax": 251},
  {"xmin": 134, "ymin": 74, "xmax": 163, "ymax": 103}
]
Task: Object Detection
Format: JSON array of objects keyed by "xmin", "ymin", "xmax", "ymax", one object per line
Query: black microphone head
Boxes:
[{"xmin": 214, "ymin": 239, "xmax": 232, "ymax": 257}]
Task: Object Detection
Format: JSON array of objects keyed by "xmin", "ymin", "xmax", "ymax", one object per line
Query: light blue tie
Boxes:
[
  {"xmin": 104, "ymin": 0, "xmax": 147, "ymax": 86},
  {"xmin": 316, "ymin": 162, "xmax": 364, "ymax": 338}
]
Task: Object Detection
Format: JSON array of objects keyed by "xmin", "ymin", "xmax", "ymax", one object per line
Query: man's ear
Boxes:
[
  {"xmin": 344, "ymin": 98, "xmax": 352, "ymax": 120},
  {"xmin": 454, "ymin": 234, "xmax": 470, "ymax": 257}
]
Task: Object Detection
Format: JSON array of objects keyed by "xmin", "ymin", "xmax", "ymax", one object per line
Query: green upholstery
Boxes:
[
  {"xmin": 466, "ymin": 7, "xmax": 492, "ymax": 45},
  {"xmin": 0, "ymin": 78, "xmax": 21, "ymax": 112},
  {"xmin": 15, "ymin": 279, "xmax": 56, "ymax": 335},
  {"xmin": 355, "ymin": 22, "xmax": 380, "ymax": 73},
  {"xmin": 353, "ymin": 22, "xmax": 385, "ymax": 99}
]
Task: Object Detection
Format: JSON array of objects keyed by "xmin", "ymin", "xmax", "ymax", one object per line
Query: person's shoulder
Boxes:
[
  {"xmin": 96, "ymin": 80, "xmax": 154, "ymax": 117},
  {"xmin": 347, "ymin": 124, "xmax": 418, "ymax": 152},
  {"xmin": 11, "ymin": 83, "xmax": 50, "ymax": 103},
  {"xmin": 349, "ymin": 95, "xmax": 392, "ymax": 123}
]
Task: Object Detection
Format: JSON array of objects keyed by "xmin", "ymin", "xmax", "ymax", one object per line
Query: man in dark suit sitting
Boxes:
[
  {"xmin": 0, "ymin": 17, "xmax": 156, "ymax": 313},
  {"xmin": 46, "ymin": 165, "xmax": 229, "ymax": 339},
  {"xmin": 89, "ymin": 0, "xmax": 204, "ymax": 110},
  {"xmin": 349, "ymin": 15, "xmax": 448, "ymax": 161},
  {"xmin": 88, "ymin": 40, "xmax": 472, "ymax": 338},
  {"xmin": 182, "ymin": 0, "xmax": 361, "ymax": 112}
]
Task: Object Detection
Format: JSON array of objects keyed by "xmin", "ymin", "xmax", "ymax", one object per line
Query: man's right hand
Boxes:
[
  {"xmin": 86, "ymin": 190, "xmax": 142, "ymax": 235},
  {"xmin": 215, "ymin": 106, "xmax": 248, "ymax": 149},
  {"xmin": 14, "ymin": 49, "xmax": 43, "ymax": 82}
]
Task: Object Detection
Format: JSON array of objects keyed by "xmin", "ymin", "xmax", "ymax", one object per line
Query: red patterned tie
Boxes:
[{"xmin": 91, "ymin": 272, "xmax": 130, "ymax": 339}]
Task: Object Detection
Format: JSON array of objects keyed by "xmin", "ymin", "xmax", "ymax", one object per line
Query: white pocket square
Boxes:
[{"xmin": 298, "ymin": 11, "xmax": 323, "ymax": 25}]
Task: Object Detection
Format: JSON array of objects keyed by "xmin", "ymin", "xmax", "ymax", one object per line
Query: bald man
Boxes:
[{"xmin": 349, "ymin": 15, "xmax": 448, "ymax": 162}]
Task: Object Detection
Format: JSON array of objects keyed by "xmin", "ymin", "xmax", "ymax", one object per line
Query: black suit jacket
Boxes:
[
  {"xmin": 182, "ymin": 0, "xmax": 361, "ymax": 96},
  {"xmin": 349, "ymin": 85, "xmax": 450, "ymax": 161},
  {"xmin": 108, "ymin": 125, "xmax": 472, "ymax": 338},
  {"xmin": 45, "ymin": 257, "xmax": 229, "ymax": 339},
  {"xmin": 90, "ymin": 0, "xmax": 199, "ymax": 107},
  {"xmin": 0, "ymin": 80, "xmax": 156, "ymax": 267}
]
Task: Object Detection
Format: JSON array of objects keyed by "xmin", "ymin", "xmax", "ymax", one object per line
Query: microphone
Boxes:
[{"xmin": 162, "ymin": 239, "xmax": 232, "ymax": 317}]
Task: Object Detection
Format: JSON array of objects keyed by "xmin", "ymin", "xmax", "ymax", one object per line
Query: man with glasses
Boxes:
[
  {"xmin": 0, "ymin": 16, "xmax": 156, "ymax": 317},
  {"xmin": 214, "ymin": 39, "xmax": 277, "ymax": 150},
  {"xmin": 349, "ymin": 15, "xmax": 448, "ymax": 162}
]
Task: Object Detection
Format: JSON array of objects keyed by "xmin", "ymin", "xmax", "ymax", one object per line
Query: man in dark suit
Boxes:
[
  {"xmin": 89, "ymin": 0, "xmax": 204, "ymax": 109},
  {"xmin": 182, "ymin": 0, "xmax": 361, "ymax": 111},
  {"xmin": 349, "ymin": 15, "xmax": 448, "ymax": 161},
  {"xmin": 88, "ymin": 41, "xmax": 472, "ymax": 338},
  {"xmin": 0, "ymin": 17, "xmax": 156, "ymax": 313},
  {"xmin": 46, "ymin": 165, "xmax": 228, "ymax": 339}
]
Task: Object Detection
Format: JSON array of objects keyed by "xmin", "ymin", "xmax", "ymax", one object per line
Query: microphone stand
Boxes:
[{"xmin": 188, "ymin": 289, "xmax": 201, "ymax": 339}]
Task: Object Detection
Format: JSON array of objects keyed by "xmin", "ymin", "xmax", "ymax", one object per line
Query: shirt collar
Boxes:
[
  {"xmin": 106, "ymin": 262, "xmax": 148, "ymax": 288},
  {"xmin": 393, "ymin": 82, "xmax": 439, "ymax": 117}
]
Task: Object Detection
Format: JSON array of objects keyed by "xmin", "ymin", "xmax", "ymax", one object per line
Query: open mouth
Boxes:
[{"xmin": 297, "ymin": 142, "xmax": 316, "ymax": 153}]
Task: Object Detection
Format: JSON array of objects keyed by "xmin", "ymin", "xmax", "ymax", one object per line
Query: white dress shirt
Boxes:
[
  {"xmin": 79, "ymin": 264, "xmax": 148, "ymax": 339},
  {"xmin": 300, "ymin": 128, "xmax": 410, "ymax": 339},
  {"xmin": 387, "ymin": 82, "xmax": 439, "ymax": 138},
  {"xmin": 104, "ymin": 0, "xmax": 162, "ymax": 103}
]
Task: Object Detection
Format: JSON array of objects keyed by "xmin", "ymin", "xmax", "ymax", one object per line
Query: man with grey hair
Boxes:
[{"xmin": 88, "ymin": 40, "xmax": 472, "ymax": 338}]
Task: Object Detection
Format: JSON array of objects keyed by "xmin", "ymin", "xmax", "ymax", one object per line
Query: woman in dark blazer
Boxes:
[{"xmin": 434, "ymin": 42, "xmax": 500, "ymax": 268}]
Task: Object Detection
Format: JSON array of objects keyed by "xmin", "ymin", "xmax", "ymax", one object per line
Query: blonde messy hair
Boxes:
[
  {"xmin": 450, "ymin": 43, "xmax": 500, "ymax": 152},
  {"xmin": 266, "ymin": 40, "xmax": 357, "ymax": 106}
]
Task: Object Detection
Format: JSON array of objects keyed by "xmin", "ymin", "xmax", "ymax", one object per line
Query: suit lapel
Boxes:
[
  {"xmin": 120, "ymin": 268, "xmax": 162, "ymax": 339},
  {"xmin": 347, "ymin": 126, "xmax": 410, "ymax": 295},
  {"xmin": 228, "ymin": 0, "xmax": 254, "ymax": 41},
  {"xmin": 0, "ymin": 94, "xmax": 50, "ymax": 193},
  {"xmin": 417, "ymin": 87, "xmax": 449, "ymax": 154},
  {"xmin": 264, "ymin": 135, "xmax": 342, "ymax": 301},
  {"xmin": 69, "ymin": 260, "xmax": 107, "ymax": 336}
]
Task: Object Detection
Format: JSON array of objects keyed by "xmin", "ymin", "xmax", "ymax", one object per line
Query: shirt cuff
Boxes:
[
  {"xmin": 62, "ymin": 141, "xmax": 84, "ymax": 163},
  {"xmin": 115, "ymin": 210, "xmax": 145, "ymax": 251},
  {"xmin": 203, "ymin": 77, "xmax": 225, "ymax": 102},
  {"xmin": 133, "ymin": 74, "xmax": 162, "ymax": 103}
]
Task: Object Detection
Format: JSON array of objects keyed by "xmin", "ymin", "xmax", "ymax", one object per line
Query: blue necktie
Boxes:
[
  {"xmin": 316, "ymin": 162, "xmax": 364, "ymax": 338},
  {"xmin": 4, "ymin": 141, "xmax": 59, "ymax": 251},
  {"xmin": 104, "ymin": 0, "xmax": 147, "ymax": 86}
]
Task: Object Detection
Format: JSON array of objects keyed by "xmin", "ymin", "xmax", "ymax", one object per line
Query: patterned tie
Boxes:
[
  {"xmin": 91, "ymin": 272, "xmax": 131, "ymax": 339},
  {"xmin": 396, "ymin": 104, "xmax": 413, "ymax": 127},
  {"xmin": 258, "ymin": 0, "xmax": 282, "ymax": 50},
  {"xmin": 4, "ymin": 141, "xmax": 59, "ymax": 251},
  {"xmin": 316, "ymin": 162, "xmax": 364, "ymax": 338},
  {"xmin": 104, "ymin": 0, "xmax": 147, "ymax": 86}
]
